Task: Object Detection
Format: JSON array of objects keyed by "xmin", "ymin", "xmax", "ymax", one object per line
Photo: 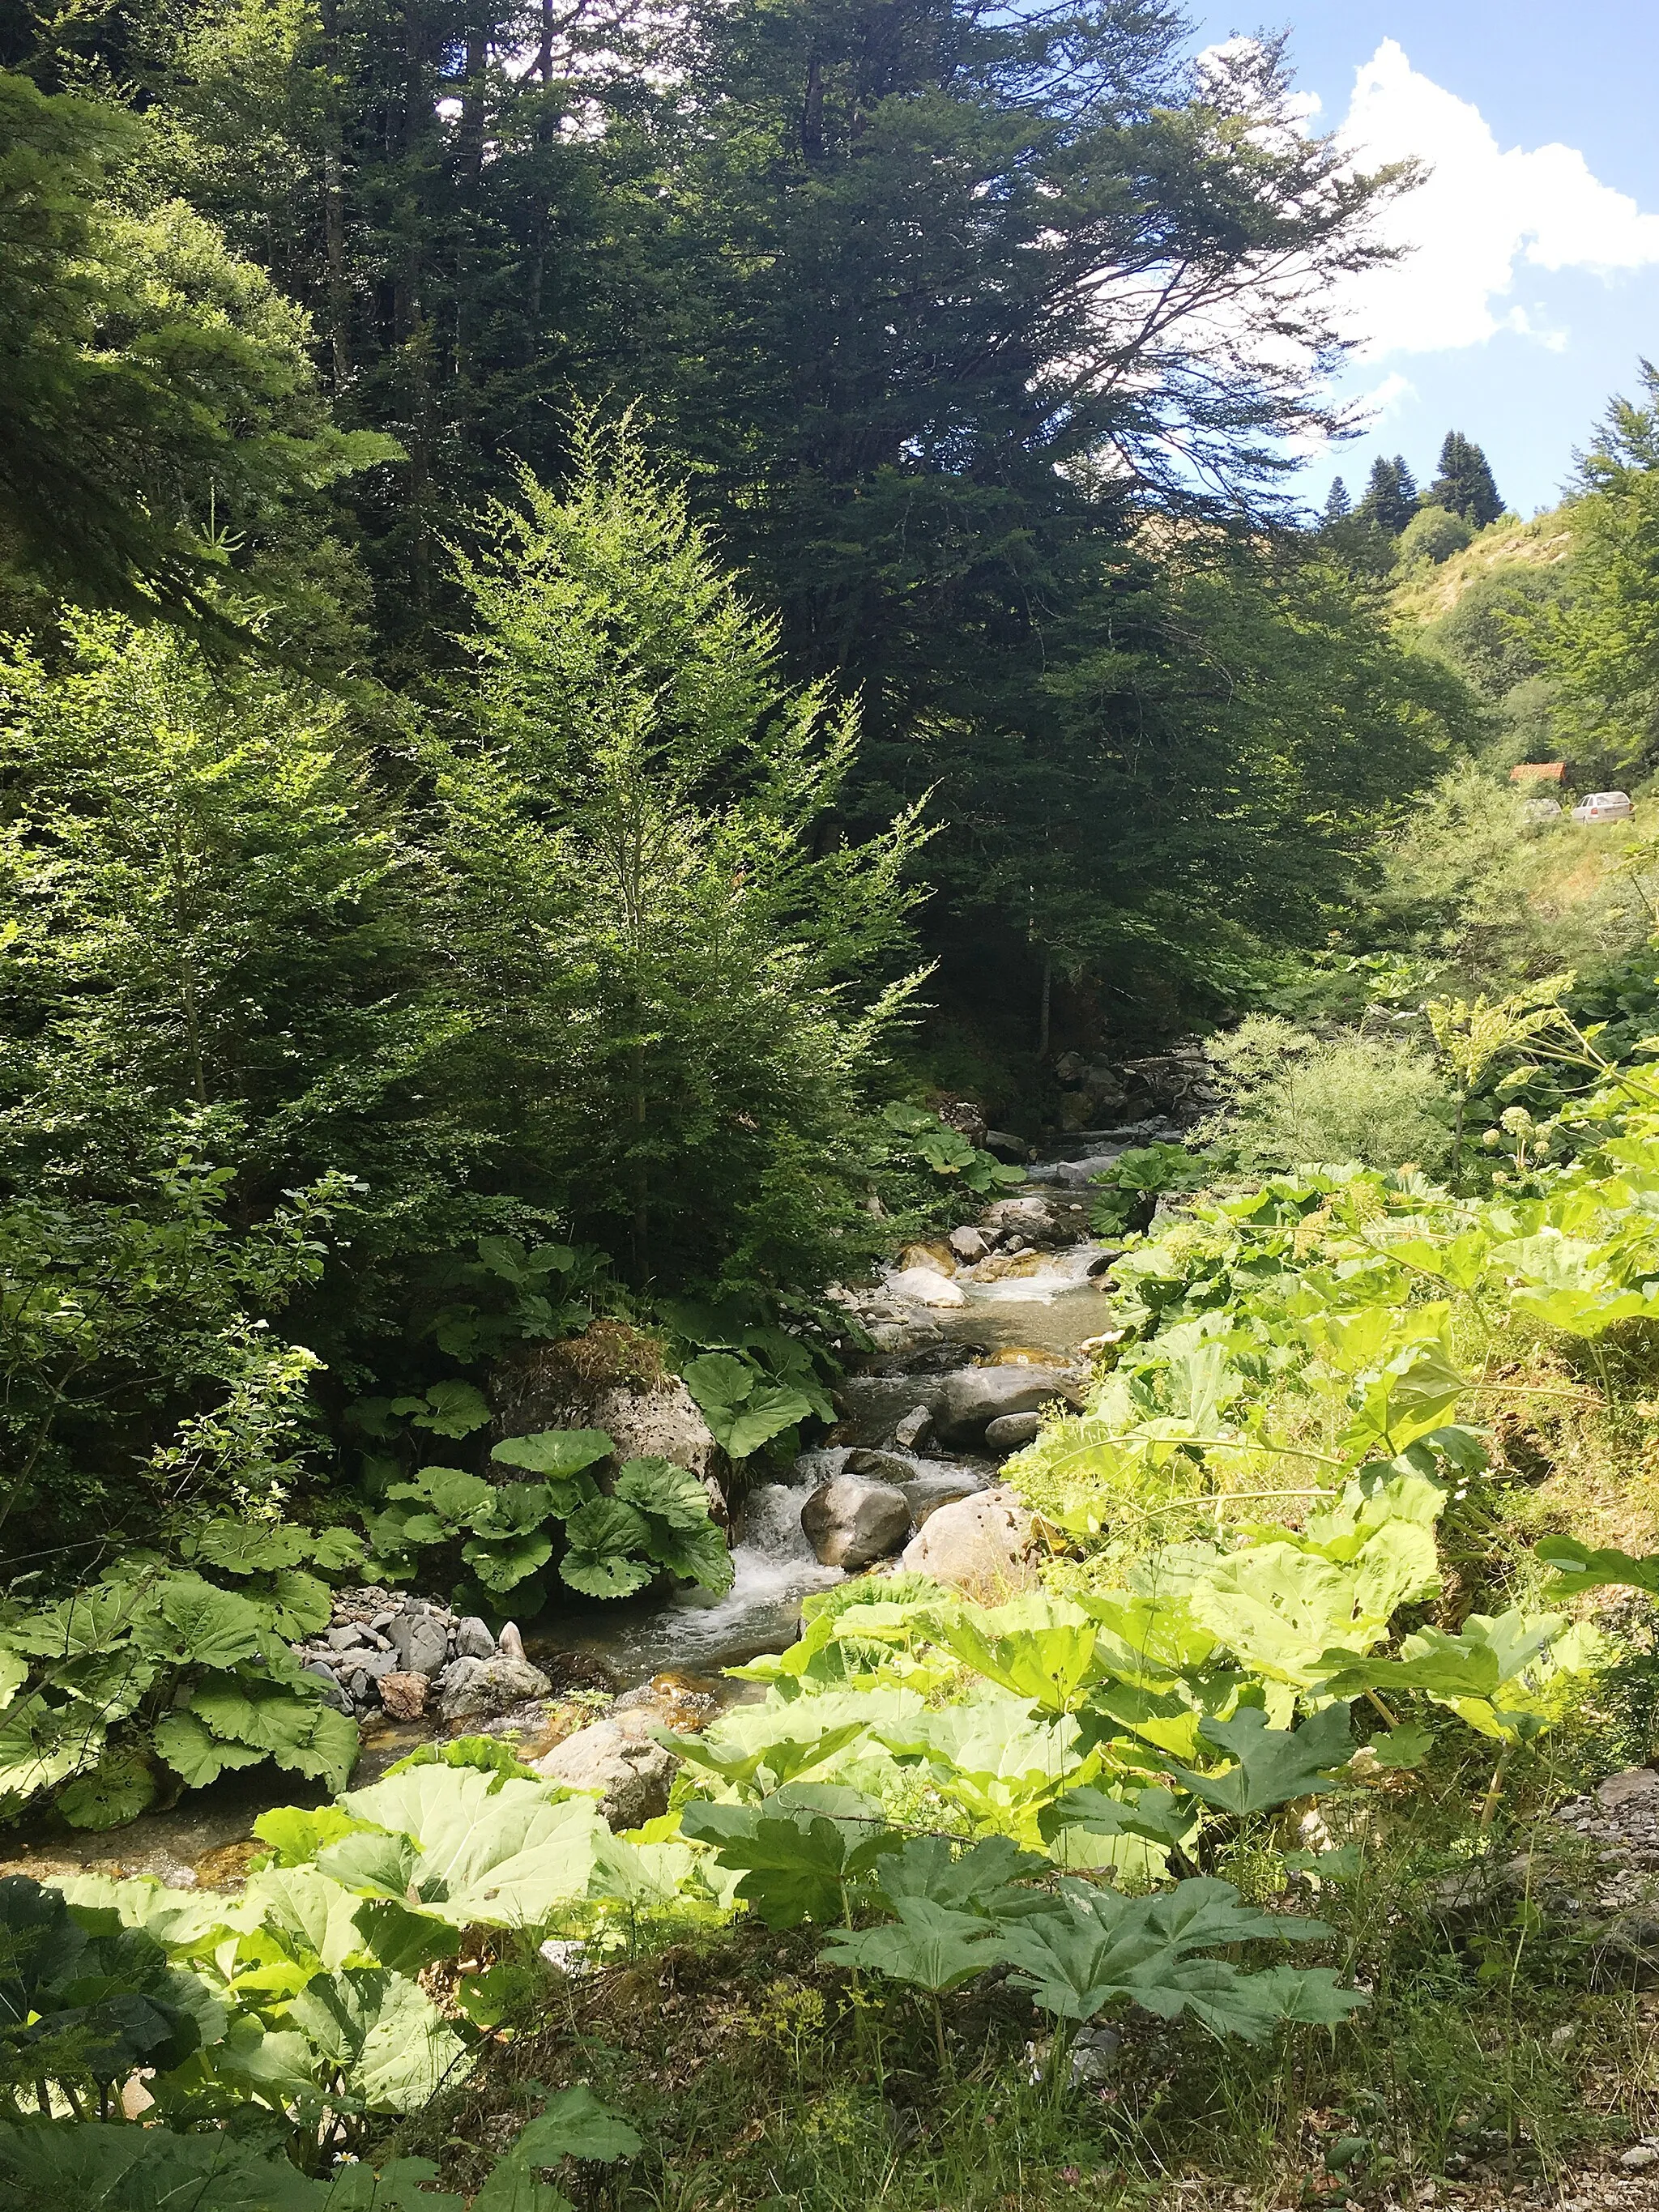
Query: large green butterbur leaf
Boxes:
[
  {"xmin": 340, "ymin": 1767, "xmax": 608, "ymax": 1928},
  {"xmin": 1173, "ymin": 1702, "xmax": 1354, "ymax": 1814},
  {"xmin": 287, "ymin": 1967, "xmax": 470, "ymax": 2110},
  {"xmin": 822, "ymin": 1896, "xmax": 1006, "ymax": 1990},
  {"xmin": 558, "ymin": 1497, "xmax": 655, "ymax": 1596},
  {"xmin": 682, "ymin": 1352, "xmax": 812, "ymax": 1459},
  {"xmin": 926, "ymin": 1594, "xmax": 1101, "ymax": 1713}
]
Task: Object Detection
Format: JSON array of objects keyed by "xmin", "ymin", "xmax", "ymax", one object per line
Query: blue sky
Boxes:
[{"xmin": 1183, "ymin": 4, "xmax": 1659, "ymax": 517}]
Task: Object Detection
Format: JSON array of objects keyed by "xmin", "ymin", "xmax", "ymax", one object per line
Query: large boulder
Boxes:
[
  {"xmin": 435, "ymin": 1653, "xmax": 552, "ymax": 1724},
  {"xmin": 535, "ymin": 1712, "xmax": 678, "ymax": 1830},
  {"xmin": 932, "ymin": 1365, "xmax": 1075, "ymax": 1447},
  {"xmin": 492, "ymin": 1324, "xmax": 721, "ymax": 1485},
  {"xmin": 886, "ymin": 1267, "xmax": 966, "ymax": 1307},
  {"xmin": 900, "ymin": 1485, "xmax": 1043, "ymax": 1602},
  {"xmin": 801, "ymin": 1476, "xmax": 912, "ymax": 1570}
]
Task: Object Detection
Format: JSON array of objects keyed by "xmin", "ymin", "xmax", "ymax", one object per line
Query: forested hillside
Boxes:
[{"xmin": 12, "ymin": 1, "xmax": 1659, "ymax": 2205}]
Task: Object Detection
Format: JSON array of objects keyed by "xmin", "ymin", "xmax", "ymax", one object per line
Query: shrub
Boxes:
[
  {"xmin": 1202, "ymin": 1015, "xmax": 1454, "ymax": 1173},
  {"xmin": 1397, "ymin": 504, "xmax": 1475, "ymax": 567}
]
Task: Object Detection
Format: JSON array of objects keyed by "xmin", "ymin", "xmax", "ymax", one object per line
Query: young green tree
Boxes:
[
  {"xmin": 1533, "ymin": 363, "xmax": 1659, "ymax": 769},
  {"xmin": 439, "ymin": 411, "xmax": 929, "ymax": 1289},
  {"xmin": 1428, "ymin": 431, "xmax": 1503, "ymax": 528}
]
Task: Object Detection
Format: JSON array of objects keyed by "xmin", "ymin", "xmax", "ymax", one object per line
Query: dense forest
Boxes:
[{"xmin": 13, "ymin": 0, "xmax": 1659, "ymax": 2204}]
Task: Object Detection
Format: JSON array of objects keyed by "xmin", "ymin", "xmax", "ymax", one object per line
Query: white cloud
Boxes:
[{"xmin": 1333, "ymin": 39, "xmax": 1659, "ymax": 356}]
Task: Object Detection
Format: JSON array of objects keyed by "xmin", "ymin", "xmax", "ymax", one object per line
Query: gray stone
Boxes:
[
  {"xmin": 390, "ymin": 1613, "xmax": 450, "ymax": 1679},
  {"xmin": 326, "ymin": 1625, "xmax": 369, "ymax": 1652},
  {"xmin": 497, "ymin": 1621, "xmax": 526, "ymax": 1662},
  {"xmin": 535, "ymin": 1714, "xmax": 678, "ymax": 1830},
  {"xmin": 436, "ymin": 1653, "xmax": 552, "ymax": 1724},
  {"xmin": 454, "ymin": 1616, "xmax": 497, "ymax": 1660},
  {"xmin": 1598, "ymin": 1769, "xmax": 1659, "ymax": 1813},
  {"xmin": 984, "ymin": 1410, "xmax": 1043, "ymax": 1454},
  {"xmin": 801, "ymin": 1477, "xmax": 912, "ymax": 1570},
  {"xmin": 893, "ymin": 1405, "xmax": 932, "ymax": 1451},
  {"xmin": 948, "ymin": 1225, "xmax": 989, "ymax": 1263},
  {"xmin": 1622, "ymin": 2147, "xmax": 1659, "ymax": 2172},
  {"xmin": 901, "ymin": 1485, "xmax": 1043, "ymax": 1602},
  {"xmin": 302, "ymin": 1662, "xmax": 353, "ymax": 1715},
  {"xmin": 932, "ymin": 1366, "xmax": 1074, "ymax": 1447},
  {"xmin": 983, "ymin": 1131, "xmax": 1031, "ymax": 1164},
  {"xmin": 352, "ymin": 1647, "xmax": 399, "ymax": 1685}
]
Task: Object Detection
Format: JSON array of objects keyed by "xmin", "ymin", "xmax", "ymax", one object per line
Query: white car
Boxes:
[{"xmin": 1571, "ymin": 791, "xmax": 1635, "ymax": 824}]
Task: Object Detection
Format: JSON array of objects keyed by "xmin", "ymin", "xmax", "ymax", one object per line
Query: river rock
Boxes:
[
  {"xmin": 378, "ymin": 1671, "xmax": 429, "ymax": 1720},
  {"xmin": 390, "ymin": 1613, "xmax": 450, "ymax": 1678},
  {"xmin": 932, "ymin": 1366, "xmax": 1075, "ymax": 1447},
  {"xmin": 327, "ymin": 1624, "xmax": 369, "ymax": 1652},
  {"xmin": 535, "ymin": 1713, "xmax": 678, "ymax": 1829},
  {"xmin": 983, "ymin": 1131, "xmax": 1032, "ymax": 1163},
  {"xmin": 498, "ymin": 1621, "xmax": 527, "ymax": 1661},
  {"xmin": 454, "ymin": 1616, "xmax": 497, "ymax": 1660},
  {"xmin": 901, "ymin": 1485, "xmax": 1043, "ymax": 1601},
  {"xmin": 948, "ymin": 1225, "xmax": 989, "ymax": 1263},
  {"xmin": 984, "ymin": 1411, "xmax": 1043, "ymax": 1453},
  {"xmin": 302, "ymin": 1662, "xmax": 353, "ymax": 1715},
  {"xmin": 893, "ymin": 1404, "xmax": 932, "ymax": 1451},
  {"xmin": 801, "ymin": 1476, "xmax": 912, "ymax": 1570},
  {"xmin": 493, "ymin": 1336, "xmax": 721, "ymax": 1484},
  {"xmin": 843, "ymin": 1447, "xmax": 918, "ymax": 1485},
  {"xmin": 437, "ymin": 1654, "xmax": 552, "ymax": 1724},
  {"xmin": 833, "ymin": 1376, "xmax": 949, "ymax": 1447},
  {"xmin": 886, "ymin": 1267, "xmax": 966, "ymax": 1307}
]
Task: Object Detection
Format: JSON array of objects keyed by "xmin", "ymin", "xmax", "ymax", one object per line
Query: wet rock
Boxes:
[
  {"xmin": 378, "ymin": 1671, "xmax": 429, "ymax": 1720},
  {"xmin": 983, "ymin": 1131, "xmax": 1032, "ymax": 1164},
  {"xmin": 612, "ymin": 1673, "xmax": 721, "ymax": 1734},
  {"xmin": 886, "ymin": 1267, "xmax": 966, "ymax": 1307},
  {"xmin": 802, "ymin": 1476, "xmax": 913, "ymax": 1570},
  {"xmin": 833, "ymin": 1376, "xmax": 948, "ymax": 1447},
  {"xmin": 948, "ymin": 1225, "xmax": 989, "ymax": 1264},
  {"xmin": 893, "ymin": 1405, "xmax": 932, "ymax": 1451},
  {"xmin": 535, "ymin": 1713, "xmax": 678, "ymax": 1829},
  {"xmin": 390, "ymin": 1613, "xmax": 450, "ymax": 1679},
  {"xmin": 454, "ymin": 1617, "xmax": 497, "ymax": 1661},
  {"xmin": 900, "ymin": 1485, "xmax": 1043, "ymax": 1601},
  {"xmin": 984, "ymin": 1411, "xmax": 1043, "ymax": 1453},
  {"xmin": 437, "ymin": 1654, "xmax": 552, "ymax": 1724},
  {"xmin": 843, "ymin": 1447, "xmax": 919, "ymax": 1485},
  {"xmin": 932, "ymin": 1365, "xmax": 1076, "ymax": 1447}
]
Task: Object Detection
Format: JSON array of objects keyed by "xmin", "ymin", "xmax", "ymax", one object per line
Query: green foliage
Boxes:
[
  {"xmin": 1201, "ymin": 1016, "xmax": 1454, "ymax": 1173},
  {"xmin": 0, "ymin": 70, "xmax": 394, "ymax": 640},
  {"xmin": 879, "ymin": 1103, "xmax": 1025, "ymax": 1197},
  {"xmin": 1398, "ymin": 505, "xmax": 1475, "ymax": 568},
  {"xmin": 359, "ymin": 1430, "xmax": 731, "ymax": 1605},
  {"xmin": 1090, "ymin": 1142, "xmax": 1212, "ymax": 1235},
  {"xmin": 681, "ymin": 1353, "xmax": 814, "ymax": 1461},
  {"xmin": 0, "ymin": 1541, "xmax": 359, "ymax": 1827}
]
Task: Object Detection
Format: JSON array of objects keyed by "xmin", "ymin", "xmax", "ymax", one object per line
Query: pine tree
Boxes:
[
  {"xmin": 1429, "ymin": 433, "xmax": 1503, "ymax": 527},
  {"xmin": 1321, "ymin": 477, "xmax": 1352, "ymax": 525},
  {"xmin": 1355, "ymin": 455, "xmax": 1419, "ymax": 537}
]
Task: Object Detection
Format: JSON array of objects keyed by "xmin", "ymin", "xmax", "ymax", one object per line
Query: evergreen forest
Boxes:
[{"xmin": 11, "ymin": 2, "xmax": 1659, "ymax": 2205}]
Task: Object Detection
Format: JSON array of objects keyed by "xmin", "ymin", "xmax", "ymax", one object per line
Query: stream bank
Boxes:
[{"xmin": 0, "ymin": 1126, "xmax": 1166, "ymax": 1886}]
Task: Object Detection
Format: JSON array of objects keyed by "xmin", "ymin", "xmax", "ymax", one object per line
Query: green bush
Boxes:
[
  {"xmin": 1397, "ymin": 505, "xmax": 1475, "ymax": 567},
  {"xmin": 1202, "ymin": 1015, "xmax": 1454, "ymax": 1173}
]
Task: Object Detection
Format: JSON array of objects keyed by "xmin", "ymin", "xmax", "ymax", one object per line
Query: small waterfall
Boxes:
[{"xmin": 576, "ymin": 1450, "xmax": 844, "ymax": 1681}]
